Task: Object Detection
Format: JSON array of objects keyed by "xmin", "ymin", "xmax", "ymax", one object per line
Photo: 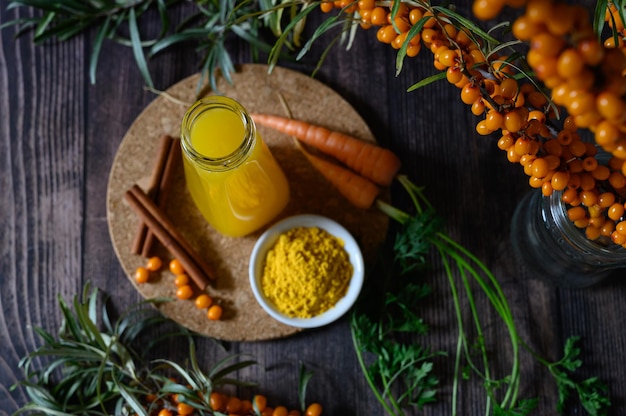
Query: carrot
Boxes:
[
  {"xmin": 251, "ymin": 113, "xmax": 401, "ymax": 186},
  {"xmin": 302, "ymin": 151, "xmax": 380, "ymax": 209}
]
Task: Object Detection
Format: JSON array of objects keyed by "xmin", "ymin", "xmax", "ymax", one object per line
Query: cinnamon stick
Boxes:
[
  {"xmin": 125, "ymin": 185, "xmax": 214, "ymax": 290},
  {"xmin": 131, "ymin": 134, "xmax": 175, "ymax": 255},
  {"xmin": 141, "ymin": 141, "xmax": 181, "ymax": 257}
]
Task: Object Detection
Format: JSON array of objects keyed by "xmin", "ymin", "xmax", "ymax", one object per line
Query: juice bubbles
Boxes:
[{"xmin": 180, "ymin": 96, "xmax": 289, "ymax": 237}]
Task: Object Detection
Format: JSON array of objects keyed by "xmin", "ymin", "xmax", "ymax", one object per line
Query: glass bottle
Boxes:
[
  {"xmin": 510, "ymin": 189, "xmax": 626, "ymax": 288},
  {"xmin": 180, "ymin": 96, "xmax": 290, "ymax": 237}
]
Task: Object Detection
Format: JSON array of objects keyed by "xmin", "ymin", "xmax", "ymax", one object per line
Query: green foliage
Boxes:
[
  {"xmin": 10, "ymin": 284, "xmax": 258, "ymax": 415},
  {"xmin": 355, "ymin": 175, "xmax": 611, "ymax": 416},
  {"xmin": 546, "ymin": 336, "xmax": 611, "ymax": 416}
]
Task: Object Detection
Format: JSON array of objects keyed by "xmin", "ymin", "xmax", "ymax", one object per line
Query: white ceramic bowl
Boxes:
[{"xmin": 249, "ymin": 214, "xmax": 364, "ymax": 328}]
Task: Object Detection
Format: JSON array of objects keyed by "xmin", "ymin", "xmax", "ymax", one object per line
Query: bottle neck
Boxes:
[
  {"xmin": 180, "ymin": 96, "xmax": 256, "ymax": 172},
  {"xmin": 543, "ymin": 190, "xmax": 626, "ymax": 260}
]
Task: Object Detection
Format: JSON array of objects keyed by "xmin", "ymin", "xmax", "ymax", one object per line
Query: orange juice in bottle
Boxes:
[{"xmin": 180, "ymin": 96, "xmax": 289, "ymax": 237}]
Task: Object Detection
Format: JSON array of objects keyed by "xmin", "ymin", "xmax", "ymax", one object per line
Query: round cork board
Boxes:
[{"xmin": 107, "ymin": 64, "xmax": 390, "ymax": 341}]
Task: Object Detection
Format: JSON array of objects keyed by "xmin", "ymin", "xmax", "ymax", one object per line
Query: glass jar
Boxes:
[
  {"xmin": 510, "ymin": 189, "xmax": 626, "ymax": 288},
  {"xmin": 180, "ymin": 96, "xmax": 290, "ymax": 237}
]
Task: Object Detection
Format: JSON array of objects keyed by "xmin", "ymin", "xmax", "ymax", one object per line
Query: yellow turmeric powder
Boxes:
[{"xmin": 261, "ymin": 226, "xmax": 353, "ymax": 318}]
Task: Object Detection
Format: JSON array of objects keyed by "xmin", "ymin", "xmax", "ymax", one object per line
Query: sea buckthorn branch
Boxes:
[{"xmin": 316, "ymin": 0, "xmax": 626, "ymax": 249}]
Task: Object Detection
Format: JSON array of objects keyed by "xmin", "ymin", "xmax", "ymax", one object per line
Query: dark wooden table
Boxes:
[{"xmin": 2, "ymin": 1, "xmax": 625, "ymax": 415}]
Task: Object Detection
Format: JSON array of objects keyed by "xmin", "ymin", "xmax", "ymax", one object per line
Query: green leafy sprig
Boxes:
[
  {"xmin": 10, "ymin": 284, "xmax": 259, "ymax": 416},
  {"xmin": 353, "ymin": 174, "xmax": 611, "ymax": 416}
]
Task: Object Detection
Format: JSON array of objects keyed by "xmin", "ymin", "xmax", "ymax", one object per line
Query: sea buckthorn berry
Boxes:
[
  {"xmin": 530, "ymin": 32, "xmax": 565, "ymax": 57},
  {"xmin": 544, "ymin": 154, "xmax": 561, "ymax": 171},
  {"xmin": 485, "ymin": 110, "xmax": 504, "ymax": 131},
  {"xmin": 408, "ymin": 8, "xmax": 423, "ymax": 25},
  {"xmin": 169, "ymin": 258, "xmax": 185, "ymax": 275},
  {"xmin": 305, "ymin": 403, "xmax": 323, "ymax": 416},
  {"xmin": 579, "ymin": 190, "xmax": 598, "ymax": 207},
  {"xmin": 210, "ymin": 392, "xmax": 227, "ymax": 412},
  {"xmin": 497, "ymin": 134, "xmax": 514, "ymax": 150},
  {"xmin": 512, "ymin": 15, "xmax": 539, "ymax": 40},
  {"xmin": 499, "ymin": 78, "xmax": 519, "ymax": 100},
  {"xmin": 562, "ymin": 188, "xmax": 579, "ymax": 204},
  {"xmin": 207, "ymin": 304, "xmax": 223, "ymax": 320},
  {"xmin": 598, "ymin": 192, "xmax": 616, "ymax": 208},
  {"xmin": 254, "ymin": 395, "xmax": 268, "ymax": 412},
  {"xmin": 591, "ymin": 165, "xmax": 611, "ymax": 181},
  {"xmin": 551, "ymin": 171, "xmax": 570, "ymax": 191},
  {"xmin": 608, "ymin": 203, "xmax": 625, "ymax": 221},
  {"xmin": 438, "ymin": 49, "xmax": 458, "ymax": 67},
  {"xmin": 370, "ymin": 7, "xmax": 387, "ymax": 25},
  {"xmin": 176, "ymin": 285, "xmax": 194, "ymax": 300},
  {"xmin": 357, "ymin": 0, "xmax": 374, "ymax": 10},
  {"xmin": 273, "ymin": 406, "xmax": 289, "ymax": 416},
  {"xmin": 504, "ymin": 110, "xmax": 526, "ymax": 133},
  {"xmin": 473, "ymin": 0, "xmax": 503, "ymax": 20},
  {"xmin": 602, "ymin": 220, "xmax": 616, "ymax": 237},
  {"xmin": 469, "ymin": 98, "xmax": 485, "ymax": 115},
  {"xmin": 617, "ymin": 221, "xmax": 626, "ymax": 235},
  {"xmin": 545, "ymin": 3, "xmax": 574, "ymax": 36},
  {"xmin": 262, "ymin": 408, "xmax": 275, "ymax": 416},
  {"xmin": 514, "ymin": 137, "xmax": 533, "ymax": 156},
  {"xmin": 567, "ymin": 172, "xmax": 582, "ymax": 188},
  {"xmin": 146, "ymin": 256, "xmax": 162, "ymax": 271},
  {"xmin": 406, "ymin": 43, "xmax": 421, "ymax": 57},
  {"xmin": 531, "ymin": 158, "xmax": 549, "ymax": 178},
  {"xmin": 609, "ymin": 171, "xmax": 626, "ymax": 189},
  {"xmin": 288, "ymin": 410, "xmax": 302, "ymax": 416},
  {"xmin": 241, "ymin": 400, "xmax": 253, "ymax": 413},
  {"xmin": 597, "ymin": 91, "xmax": 626, "ymax": 123},
  {"xmin": 134, "ymin": 267, "xmax": 150, "ymax": 284},
  {"xmin": 377, "ymin": 25, "xmax": 397, "ymax": 44},
  {"xmin": 508, "ymin": 148, "xmax": 522, "ymax": 163},
  {"xmin": 476, "ymin": 120, "xmax": 493, "ymax": 136},
  {"xmin": 567, "ymin": 206, "xmax": 587, "ymax": 222},
  {"xmin": 195, "ymin": 293, "xmax": 213, "ymax": 309},
  {"xmin": 568, "ymin": 139, "xmax": 587, "ymax": 158},
  {"xmin": 519, "ymin": 154, "xmax": 536, "ymax": 167},
  {"xmin": 177, "ymin": 402, "xmax": 194, "ymax": 415},
  {"xmin": 541, "ymin": 181, "xmax": 553, "ymax": 196},
  {"xmin": 581, "ymin": 157, "xmax": 598, "ymax": 172},
  {"xmin": 586, "ymin": 225, "xmax": 602, "ymax": 241},
  {"xmin": 392, "ymin": 16, "xmax": 410, "ymax": 33},
  {"xmin": 461, "ymin": 83, "xmax": 481, "ymax": 105},
  {"xmin": 158, "ymin": 410, "xmax": 173, "ymax": 416},
  {"xmin": 320, "ymin": 1, "xmax": 334, "ymax": 12},
  {"xmin": 446, "ymin": 66, "xmax": 463, "ymax": 84},
  {"xmin": 226, "ymin": 396, "xmax": 243, "ymax": 413},
  {"xmin": 589, "ymin": 212, "xmax": 606, "ymax": 227},
  {"xmin": 526, "ymin": 0, "xmax": 552, "ymax": 23},
  {"xmin": 174, "ymin": 273, "xmax": 190, "ymax": 287},
  {"xmin": 611, "ymin": 230, "xmax": 626, "ymax": 245},
  {"xmin": 528, "ymin": 176, "xmax": 544, "ymax": 188}
]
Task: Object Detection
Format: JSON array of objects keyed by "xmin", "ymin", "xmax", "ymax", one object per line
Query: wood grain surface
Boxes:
[{"xmin": 2, "ymin": 1, "xmax": 625, "ymax": 415}]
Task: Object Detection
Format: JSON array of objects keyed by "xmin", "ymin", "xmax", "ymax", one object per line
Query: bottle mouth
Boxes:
[
  {"xmin": 547, "ymin": 190, "xmax": 626, "ymax": 257},
  {"xmin": 180, "ymin": 96, "xmax": 256, "ymax": 171}
]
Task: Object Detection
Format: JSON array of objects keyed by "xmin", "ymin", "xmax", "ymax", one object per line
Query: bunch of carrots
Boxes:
[{"xmin": 251, "ymin": 113, "xmax": 402, "ymax": 209}]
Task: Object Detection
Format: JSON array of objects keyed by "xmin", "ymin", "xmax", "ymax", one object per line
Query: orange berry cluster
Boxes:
[
  {"xmin": 322, "ymin": 0, "xmax": 626, "ymax": 248},
  {"xmin": 144, "ymin": 391, "xmax": 322, "ymax": 416},
  {"xmin": 134, "ymin": 257, "xmax": 223, "ymax": 321}
]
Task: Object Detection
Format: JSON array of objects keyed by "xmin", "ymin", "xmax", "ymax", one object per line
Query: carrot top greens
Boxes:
[{"xmin": 350, "ymin": 174, "xmax": 611, "ymax": 416}]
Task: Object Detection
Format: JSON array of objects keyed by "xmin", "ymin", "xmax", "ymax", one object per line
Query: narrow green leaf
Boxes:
[
  {"xmin": 593, "ymin": 0, "xmax": 609, "ymax": 37},
  {"xmin": 406, "ymin": 72, "xmax": 447, "ymax": 92},
  {"xmin": 128, "ymin": 7, "xmax": 154, "ymax": 88},
  {"xmin": 396, "ymin": 18, "xmax": 426, "ymax": 75},
  {"xmin": 432, "ymin": 5, "xmax": 499, "ymax": 44}
]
